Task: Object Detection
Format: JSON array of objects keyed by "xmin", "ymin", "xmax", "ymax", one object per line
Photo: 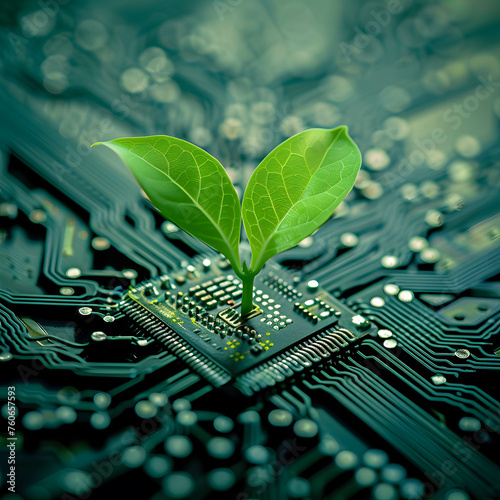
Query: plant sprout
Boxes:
[{"xmin": 93, "ymin": 126, "xmax": 362, "ymax": 316}]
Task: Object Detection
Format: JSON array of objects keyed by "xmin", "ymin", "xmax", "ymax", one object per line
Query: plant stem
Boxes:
[{"xmin": 240, "ymin": 271, "xmax": 255, "ymax": 317}]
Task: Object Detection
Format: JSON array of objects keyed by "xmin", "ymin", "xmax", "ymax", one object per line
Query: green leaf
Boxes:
[
  {"xmin": 242, "ymin": 126, "xmax": 361, "ymax": 274},
  {"xmin": 93, "ymin": 136, "xmax": 242, "ymax": 273}
]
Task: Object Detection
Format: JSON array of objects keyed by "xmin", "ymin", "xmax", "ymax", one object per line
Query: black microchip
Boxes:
[{"xmin": 124, "ymin": 261, "xmax": 373, "ymax": 380}]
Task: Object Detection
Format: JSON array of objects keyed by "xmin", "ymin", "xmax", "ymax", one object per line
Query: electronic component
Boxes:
[{"xmin": 121, "ymin": 261, "xmax": 373, "ymax": 389}]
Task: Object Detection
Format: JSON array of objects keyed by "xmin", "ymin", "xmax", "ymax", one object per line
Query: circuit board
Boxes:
[{"xmin": 1, "ymin": 1, "xmax": 500, "ymax": 500}]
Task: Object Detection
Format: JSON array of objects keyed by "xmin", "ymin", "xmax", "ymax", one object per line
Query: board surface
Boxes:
[{"xmin": 0, "ymin": 1, "xmax": 499, "ymax": 499}]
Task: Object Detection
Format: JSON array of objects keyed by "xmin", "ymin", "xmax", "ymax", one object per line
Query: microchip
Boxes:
[{"xmin": 122, "ymin": 261, "xmax": 373, "ymax": 390}]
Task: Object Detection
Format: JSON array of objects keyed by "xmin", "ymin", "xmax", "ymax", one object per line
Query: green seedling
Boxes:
[{"xmin": 92, "ymin": 126, "xmax": 362, "ymax": 316}]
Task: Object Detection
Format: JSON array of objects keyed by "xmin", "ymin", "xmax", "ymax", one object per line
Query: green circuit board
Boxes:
[{"xmin": 0, "ymin": 1, "xmax": 500, "ymax": 499}]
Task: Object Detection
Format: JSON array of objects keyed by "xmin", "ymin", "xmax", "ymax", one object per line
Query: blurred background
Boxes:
[{"xmin": 1, "ymin": 0, "xmax": 500, "ymax": 195}]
